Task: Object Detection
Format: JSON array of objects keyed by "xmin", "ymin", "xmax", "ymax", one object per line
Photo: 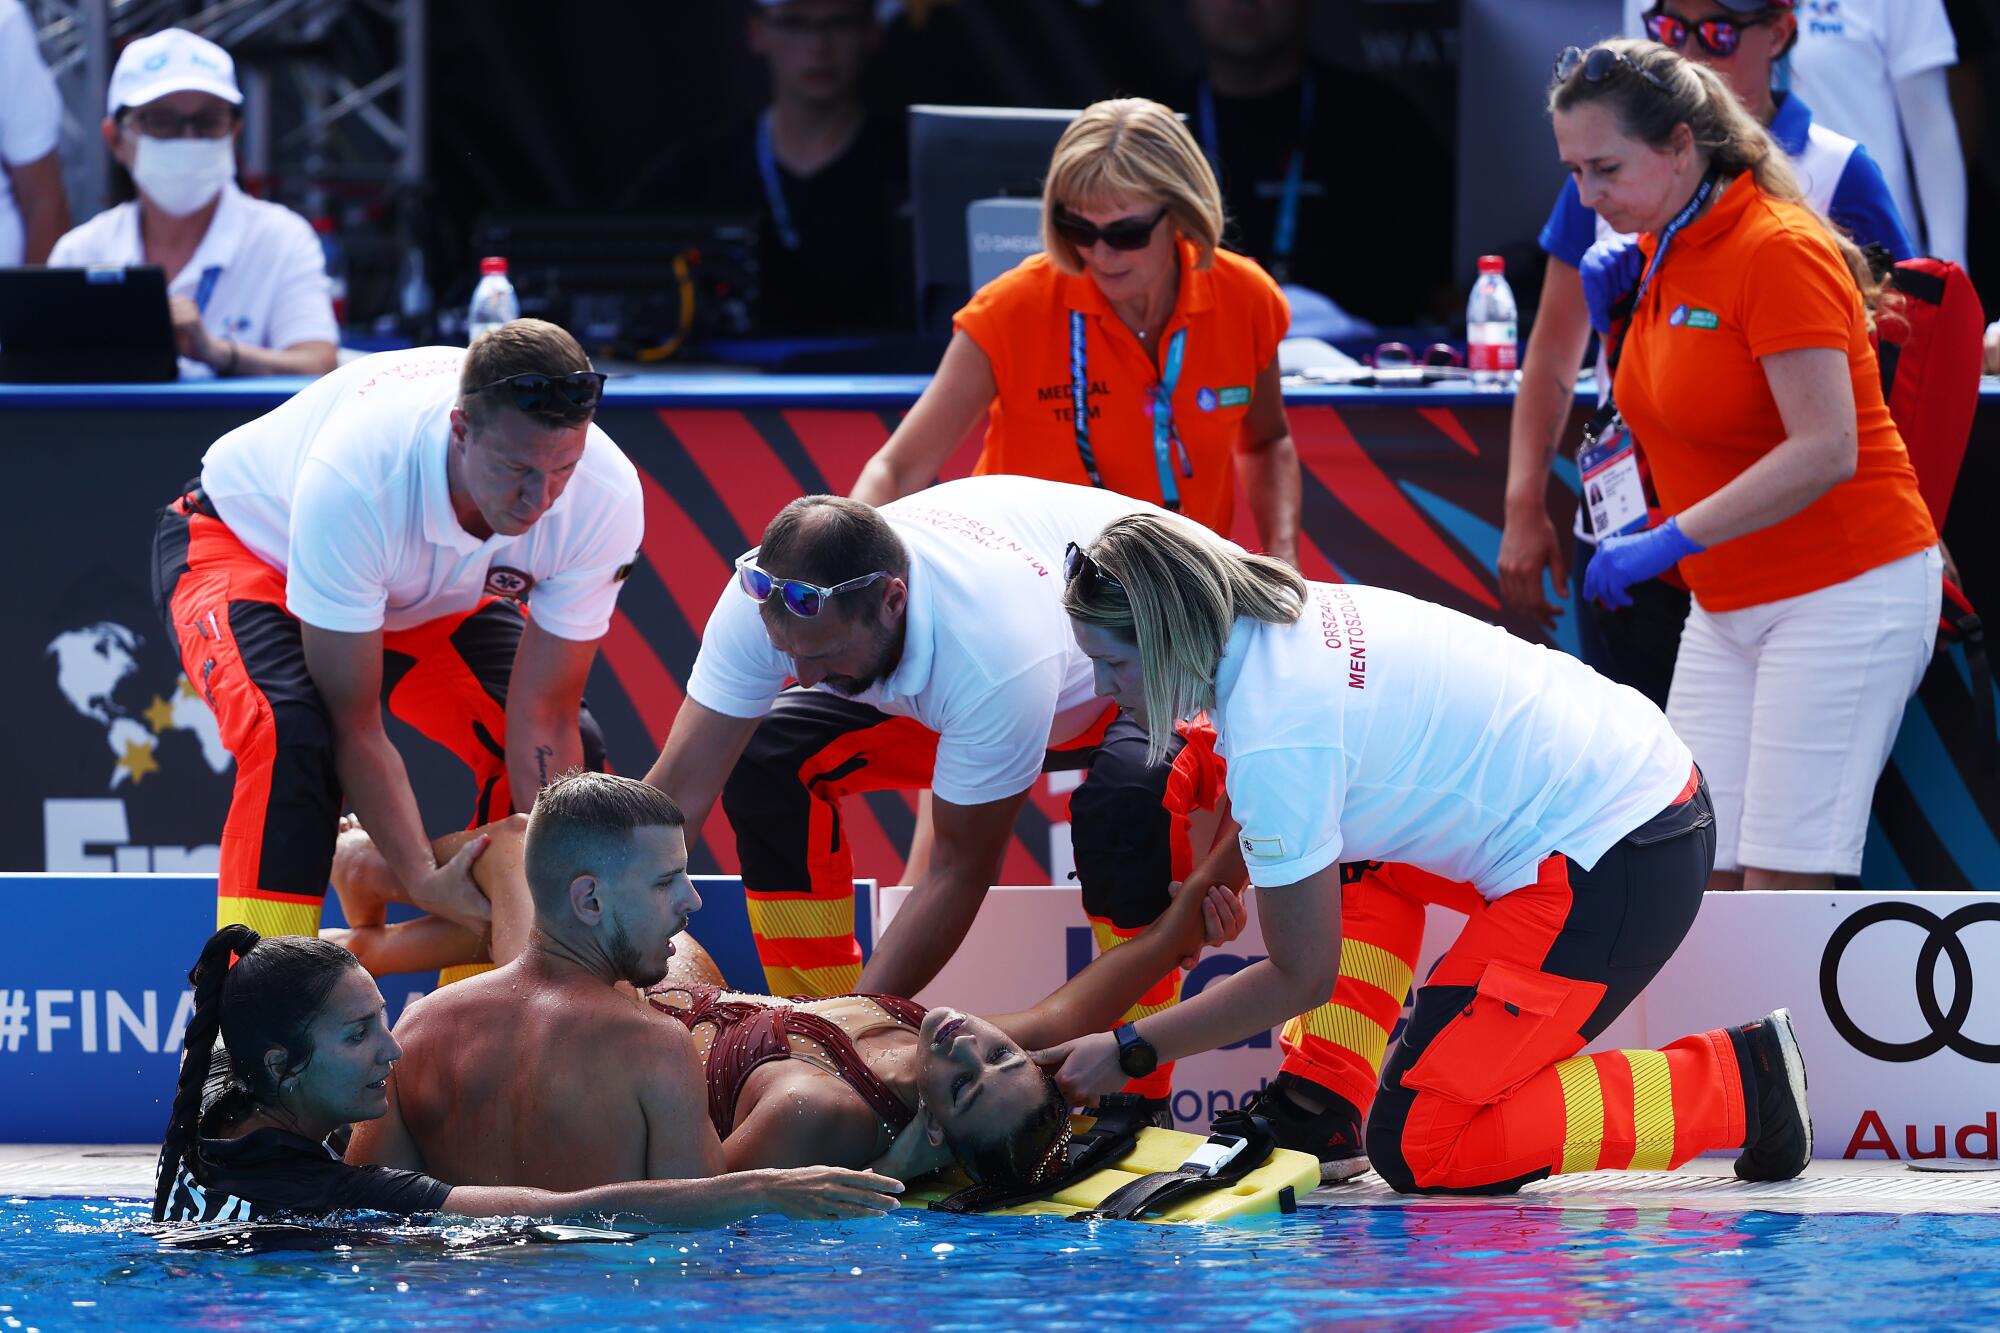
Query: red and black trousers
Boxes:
[
  {"xmin": 719, "ymin": 690, "xmax": 1203, "ymax": 1097},
  {"xmin": 152, "ymin": 488, "xmax": 603, "ymax": 936}
]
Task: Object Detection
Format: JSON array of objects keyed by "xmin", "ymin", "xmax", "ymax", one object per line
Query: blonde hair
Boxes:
[
  {"xmin": 1041, "ymin": 98, "xmax": 1226, "ymax": 275},
  {"xmin": 1062, "ymin": 515, "xmax": 1306, "ymax": 764},
  {"xmin": 1549, "ymin": 38, "xmax": 1881, "ymax": 323}
]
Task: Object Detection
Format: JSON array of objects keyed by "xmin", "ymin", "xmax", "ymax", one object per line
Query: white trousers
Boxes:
[{"xmin": 1667, "ymin": 546, "xmax": 1942, "ymax": 875}]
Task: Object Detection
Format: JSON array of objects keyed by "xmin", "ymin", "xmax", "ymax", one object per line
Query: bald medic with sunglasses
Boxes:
[
  {"xmin": 642, "ymin": 478, "xmax": 1246, "ymax": 1038},
  {"xmin": 151, "ymin": 321, "xmax": 643, "ymax": 952}
]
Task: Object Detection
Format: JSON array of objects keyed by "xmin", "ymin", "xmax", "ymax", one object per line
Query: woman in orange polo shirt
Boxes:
[
  {"xmin": 1552, "ymin": 40, "xmax": 1941, "ymax": 892},
  {"xmin": 850, "ymin": 96, "xmax": 1299, "ymax": 560},
  {"xmin": 850, "ymin": 99, "xmax": 1384, "ymax": 1163}
]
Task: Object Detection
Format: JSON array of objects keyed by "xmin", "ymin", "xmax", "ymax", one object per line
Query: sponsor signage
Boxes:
[
  {"xmin": 881, "ymin": 886, "xmax": 2000, "ymax": 1157},
  {"xmin": 4, "ymin": 869, "xmax": 1993, "ymax": 1163},
  {"xmin": 0, "ymin": 874, "xmax": 858, "ymax": 1144}
]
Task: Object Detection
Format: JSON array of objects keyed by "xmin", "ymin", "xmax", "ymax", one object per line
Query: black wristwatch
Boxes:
[{"xmin": 1113, "ymin": 1022, "xmax": 1158, "ymax": 1078}]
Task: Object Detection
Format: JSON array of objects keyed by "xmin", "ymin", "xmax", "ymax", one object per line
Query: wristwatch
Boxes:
[{"xmin": 1113, "ymin": 1022, "xmax": 1158, "ymax": 1078}]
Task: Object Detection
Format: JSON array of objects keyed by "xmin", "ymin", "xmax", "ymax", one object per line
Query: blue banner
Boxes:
[{"xmin": 0, "ymin": 874, "xmax": 869, "ymax": 1143}]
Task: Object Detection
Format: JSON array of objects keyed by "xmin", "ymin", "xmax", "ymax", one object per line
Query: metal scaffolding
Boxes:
[{"xmin": 26, "ymin": 0, "xmax": 425, "ymax": 296}]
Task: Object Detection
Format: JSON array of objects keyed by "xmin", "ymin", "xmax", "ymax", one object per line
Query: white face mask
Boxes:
[{"xmin": 130, "ymin": 135, "xmax": 236, "ymax": 217}]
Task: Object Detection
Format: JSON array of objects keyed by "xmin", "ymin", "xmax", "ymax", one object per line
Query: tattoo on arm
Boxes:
[{"xmin": 535, "ymin": 744, "xmax": 554, "ymax": 790}]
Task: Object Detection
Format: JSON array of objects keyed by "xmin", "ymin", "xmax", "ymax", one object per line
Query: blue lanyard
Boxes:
[
  {"xmin": 1195, "ymin": 73, "xmax": 1316, "ymax": 272},
  {"xmin": 1608, "ymin": 167, "xmax": 1720, "ymax": 384},
  {"xmin": 193, "ymin": 264, "xmax": 222, "ymax": 315},
  {"xmin": 755, "ymin": 111, "xmax": 802, "ymax": 252},
  {"xmin": 1633, "ymin": 169, "xmax": 1718, "ymax": 313},
  {"xmin": 1068, "ymin": 311, "xmax": 1193, "ymax": 512}
]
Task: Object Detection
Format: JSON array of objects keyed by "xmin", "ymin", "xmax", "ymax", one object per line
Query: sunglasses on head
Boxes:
[
  {"xmin": 1052, "ymin": 207, "xmax": 1169, "ymax": 253},
  {"xmin": 1062, "ymin": 541, "xmax": 1124, "ymax": 595},
  {"xmin": 1555, "ymin": 44, "xmax": 1673, "ymax": 94},
  {"xmin": 466, "ymin": 371, "xmax": 607, "ymax": 414},
  {"xmin": 1645, "ymin": 8, "xmax": 1782, "ymax": 58},
  {"xmin": 735, "ymin": 548, "xmax": 890, "ymax": 618}
]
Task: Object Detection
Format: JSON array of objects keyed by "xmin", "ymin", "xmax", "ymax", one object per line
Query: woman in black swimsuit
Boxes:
[{"xmin": 154, "ymin": 925, "xmax": 901, "ymax": 1225}]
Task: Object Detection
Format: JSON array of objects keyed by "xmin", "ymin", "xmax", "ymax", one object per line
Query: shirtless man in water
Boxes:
[{"xmin": 345, "ymin": 771, "xmax": 899, "ymax": 1215}]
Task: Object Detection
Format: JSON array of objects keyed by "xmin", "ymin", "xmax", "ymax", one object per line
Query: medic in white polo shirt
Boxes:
[
  {"xmin": 644, "ymin": 476, "xmax": 1244, "ymax": 1021},
  {"xmin": 49, "ymin": 28, "xmax": 336, "ymax": 379},
  {"xmin": 151, "ymin": 322, "xmax": 642, "ymax": 943},
  {"xmin": 1044, "ymin": 513, "xmax": 1813, "ymax": 1197}
]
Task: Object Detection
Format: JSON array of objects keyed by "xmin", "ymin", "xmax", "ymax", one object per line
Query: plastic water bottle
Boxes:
[
  {"xmin": 467, "ymin": 256, "xmax": 519, "ymax": 344},
  {"xmin": 313, "ymin": 216, "xmax": 348, "ymax": 327},
  {"xmin": 1467, "ymin": 255, "xmax": 1518, "ymax": 389}
]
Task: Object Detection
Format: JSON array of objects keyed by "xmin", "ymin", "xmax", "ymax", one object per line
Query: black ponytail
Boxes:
[
  {"xmin": 154, "ymin": 924, "xmax": 259, "ymax": 1220},
  {"xmin": 152, "ymin": 926, "xmax": 361, "ymax": 1222}
]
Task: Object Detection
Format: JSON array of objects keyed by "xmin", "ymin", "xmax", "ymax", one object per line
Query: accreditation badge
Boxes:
[{"xmin": 1577, "ymin": 412, "xmax": 1649, "ymax": 539}]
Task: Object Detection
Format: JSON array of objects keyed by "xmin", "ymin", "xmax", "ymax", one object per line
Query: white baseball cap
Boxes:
[{"xmin": 107, "ymin": 29, "xmax": 243, "ymax": 118}]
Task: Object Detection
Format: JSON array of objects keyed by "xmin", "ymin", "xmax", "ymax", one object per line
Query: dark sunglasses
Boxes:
[
  {"xmin": 1052, "ymin": 207, "xmax": 1168, "ymax": 253},
  {"xmin": 464, "ymin": 370, "xmax": 604, "ymax": 412},
  {"xmin": 1062, "ymin": 541, "xmax": 1123, "ymax": 595},
  {"xmin": 1645, "ymin": 9, "xmax": 1780, "ymax": 58},
  {"xmin": 466, "ymin": 371, "xmax": 607, "ymax": 414},
  {"xmin": 1371, "ymin": 341, "xmax": 1465, "ymax": 370},
  {"xmin": 735, "ymin": 548, "xmax": 889, "ymax": 618},
  {"xmin": 1555, "ymin": 44, "xmax": 1672, "ymax": 94}
]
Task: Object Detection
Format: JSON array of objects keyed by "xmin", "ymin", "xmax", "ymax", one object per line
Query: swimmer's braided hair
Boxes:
[
  {"xmin": 938, "ymin": 1063, "xmax": 1073, "ymax": 1194},
  {"xmin": 152, "ymin": 925, "xmax": 359, "ymax": 1222},
  {"xmin": 933, "ymin": 1094, "xmax": 1158, "ymax": 1215}
]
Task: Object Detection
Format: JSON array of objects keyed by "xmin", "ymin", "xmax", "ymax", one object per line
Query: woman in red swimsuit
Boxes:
[
  {"xmin": 326, "ymin": 815, "xmax": 1244, "ymax": 1192},
  {"xmin": 647, "ymin": 869, "xmax": 1241, "ymax": 1188}
]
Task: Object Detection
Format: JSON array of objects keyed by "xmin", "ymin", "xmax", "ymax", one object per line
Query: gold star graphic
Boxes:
[
  {"xmin": 176, "ymin": 674, "xmax": 200, "ymax": 700},
  {"xmin": 119, "ymin": 737, "xmax": 160, "ymax": 784},
  {"xmin": 143, "ymin": 694, "xmax": 177, "ymax": 733}
]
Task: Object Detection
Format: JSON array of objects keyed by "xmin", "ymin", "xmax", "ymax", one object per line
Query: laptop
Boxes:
[{"xmin": 0, "ymin": 265, "xmax": 180, "ymax": 383}]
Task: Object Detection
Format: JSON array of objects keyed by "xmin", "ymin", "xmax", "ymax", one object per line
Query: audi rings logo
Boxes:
[{"xmin": 1819, "ymin": 902, "xmax": 2000, "ymax": 1063}]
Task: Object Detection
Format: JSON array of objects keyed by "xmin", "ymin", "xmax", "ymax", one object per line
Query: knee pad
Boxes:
[
  {"xmin": 1365, "ymin": 1085, "xmax": 1420, "ymax": 1194},
  {"xmin": 1069, "ymin": 778, "xmax": 1175, "ymax": 928}
]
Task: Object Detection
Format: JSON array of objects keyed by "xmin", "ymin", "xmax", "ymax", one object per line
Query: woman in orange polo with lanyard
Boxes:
[
  {"xmin": 1554, "ymin": 40, "xmax": 1940, "ymax": 892},
  {"xmin": 851, "ymin": 96, "xmax": 1299, "ymax": 559},
  {"xmin": 849, "ymin": 99, "xmax": 1418, "ymax": 1169}
]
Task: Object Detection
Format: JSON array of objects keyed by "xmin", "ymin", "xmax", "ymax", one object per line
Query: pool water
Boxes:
[{"xmin": 3, "ymin": 1196, "xmax": 1998, "ymax": 1330}]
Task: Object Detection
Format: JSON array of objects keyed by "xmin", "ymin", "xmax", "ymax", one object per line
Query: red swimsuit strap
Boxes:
[
  {"xmin": 650, "ymin": 986, "xmax": 922, "ymax": 1139},
  {"xmin": 647, "ymin": 984, "xmax": 766, "ymax": 1136},
  {"xmin": 775, "ymin": 1006, "xmax": 918, "ymax": 1133},
  {"xmin": 868, "ymin": 993, "xmax": 930, "ymax": 1029}
]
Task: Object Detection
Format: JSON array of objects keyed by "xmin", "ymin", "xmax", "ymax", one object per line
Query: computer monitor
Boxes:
[
  {"xmin": 462, "ymin": 212, "xmax": 761, "ymax": 356},
  {"xmin": 909, "ymin": 105, "xmax": 1077, "ymax": 336},
  {"xmin": 0, "ymin": 266, "xmax": 178, "ymax": 383}
]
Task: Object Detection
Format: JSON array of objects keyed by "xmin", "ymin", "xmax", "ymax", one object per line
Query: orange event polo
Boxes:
[
  {"xmin": 1613, "ymin": 176, "xmax": 1935, "ymax": 612},
  {"xmin": 952, "ymin": 240, "xmax": 1289, "ymax": 536}
]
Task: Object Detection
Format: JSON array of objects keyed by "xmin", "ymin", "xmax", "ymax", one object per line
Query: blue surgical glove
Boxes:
[
  {"xmin": 1579, "ymin": 236, "xmax": 1644, "ymax": 336},
  {"xmin": 1583, "ymin": 516, "xmax": 1705, "ymax": 610}
]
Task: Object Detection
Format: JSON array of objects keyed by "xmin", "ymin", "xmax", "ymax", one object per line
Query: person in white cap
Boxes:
[{"xmin": 48, "ymin": 28, "xmax": 336, "ymax": 378}]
